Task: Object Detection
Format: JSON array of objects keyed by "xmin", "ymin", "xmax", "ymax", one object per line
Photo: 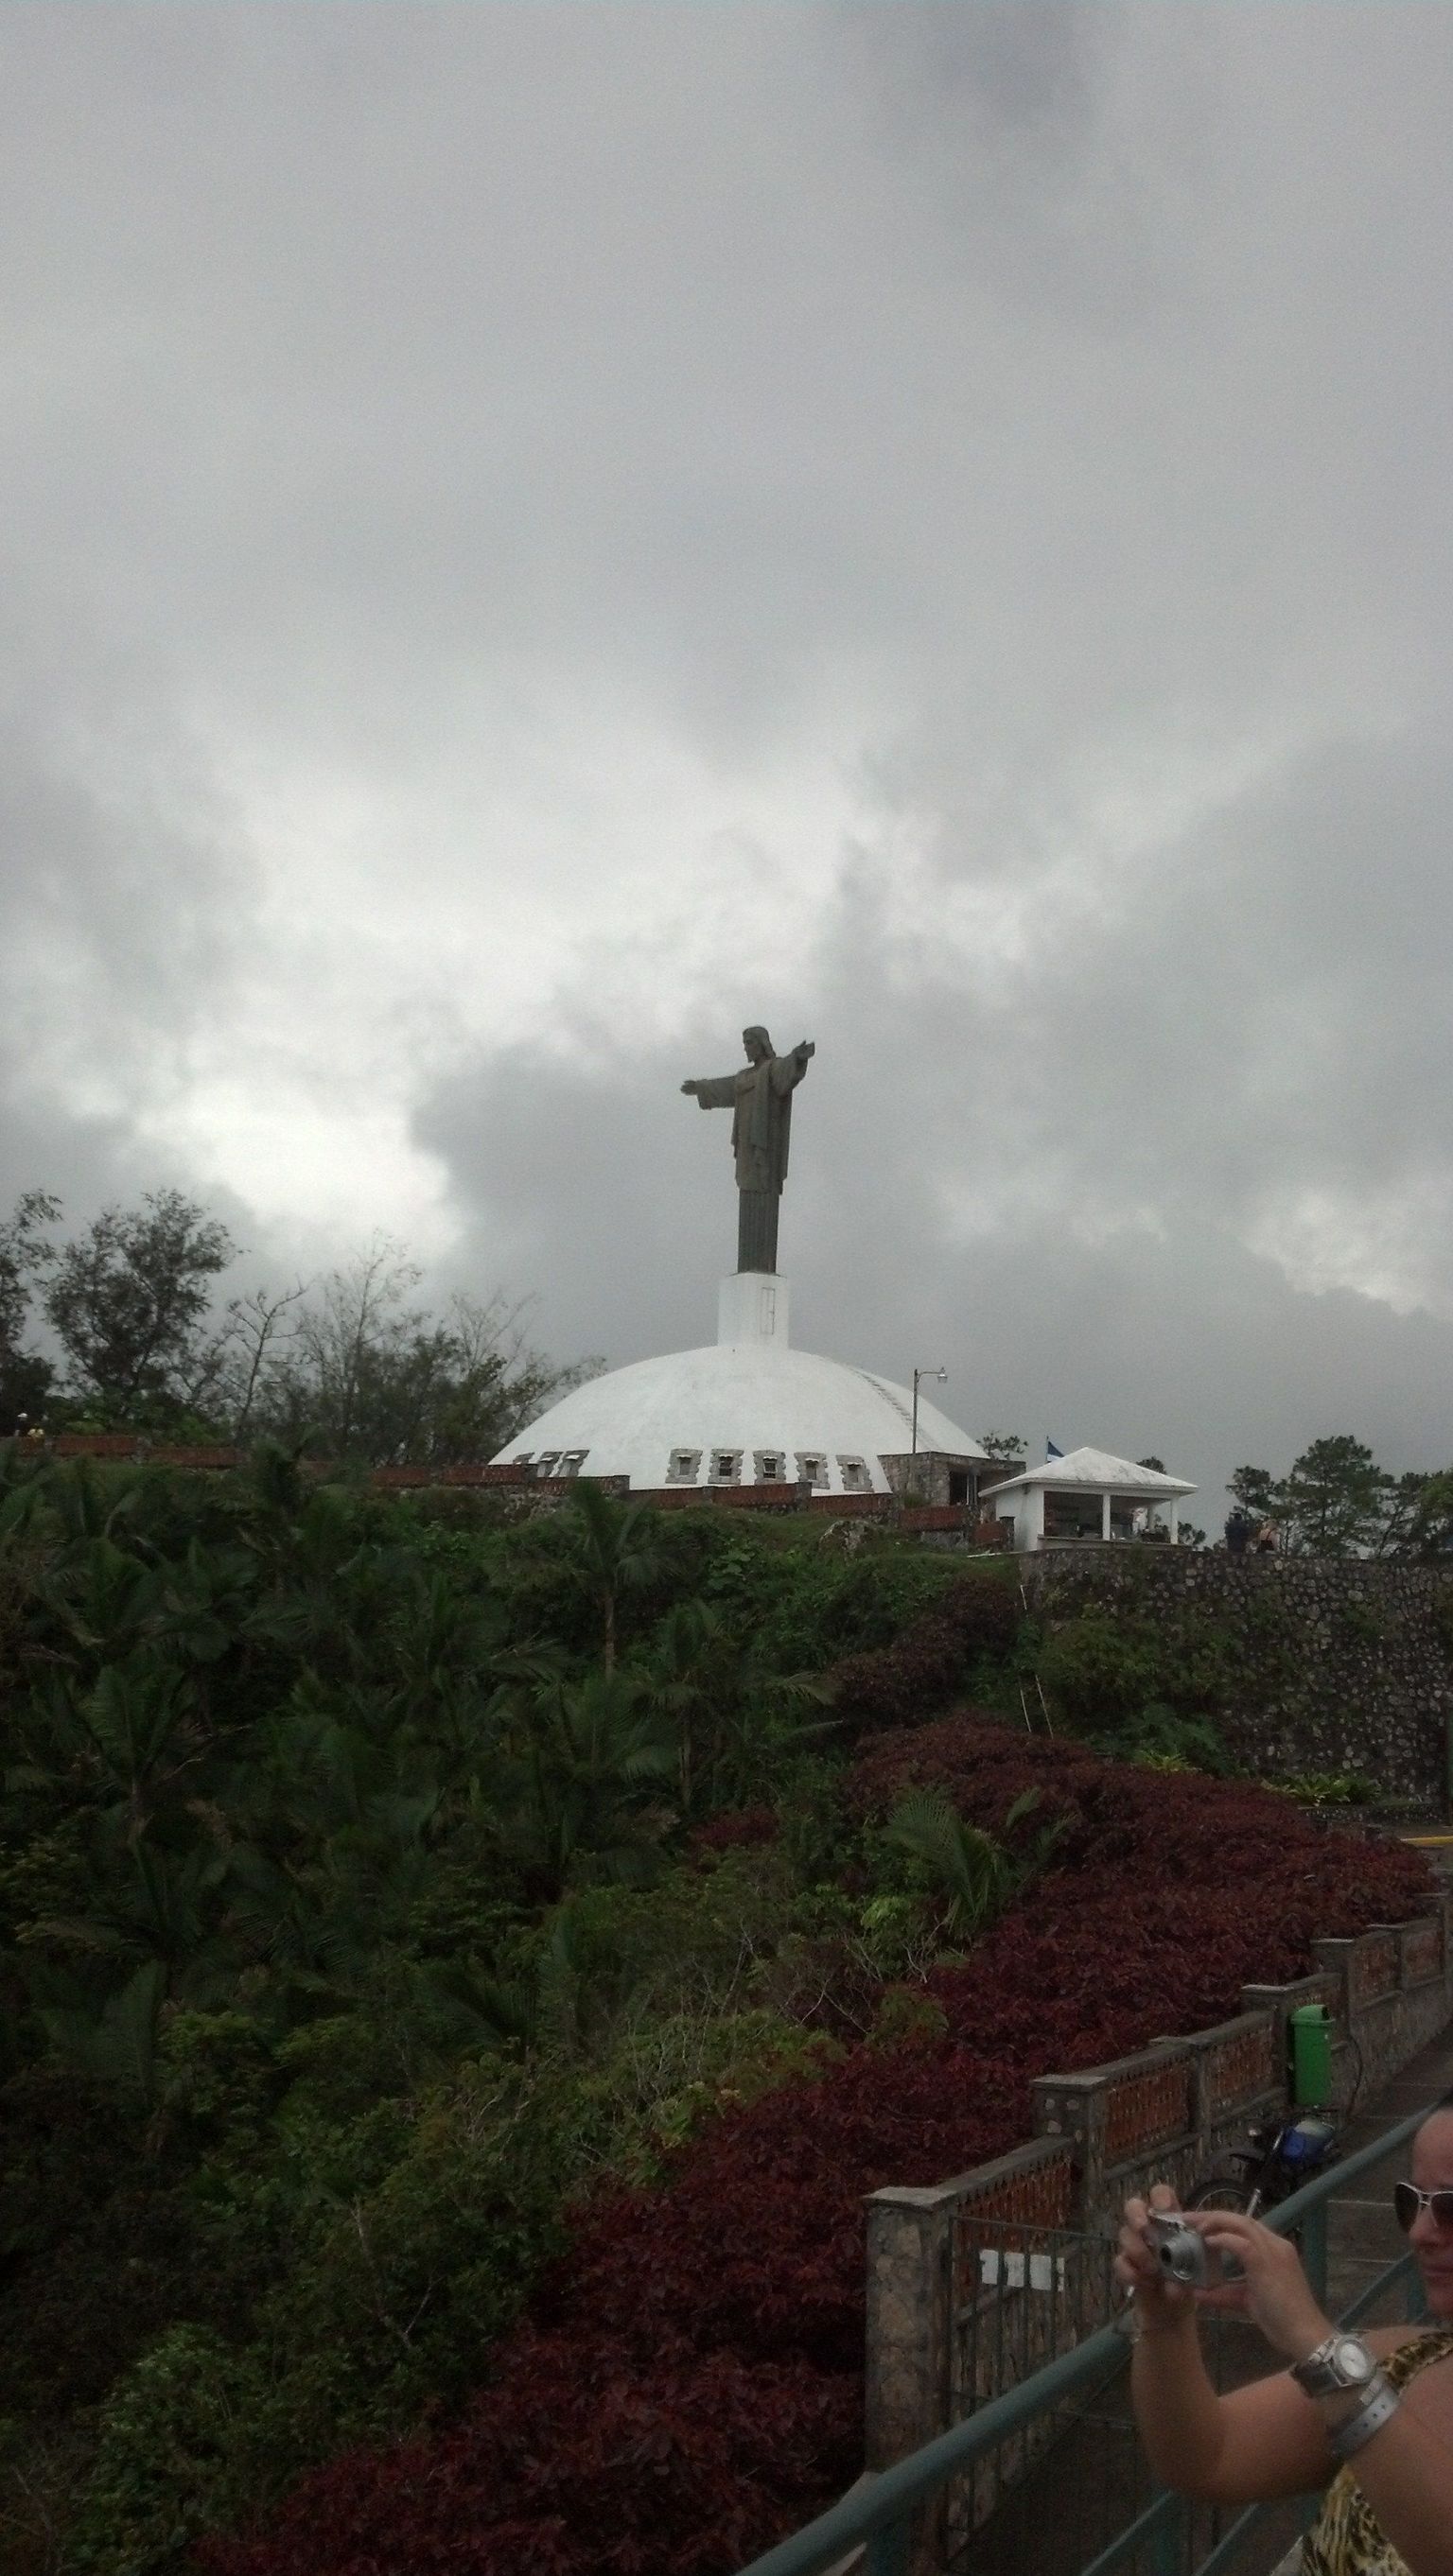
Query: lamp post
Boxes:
[{"xmin": 911, "ymin": 1366, "xmax": 947, "ymax": 1460}]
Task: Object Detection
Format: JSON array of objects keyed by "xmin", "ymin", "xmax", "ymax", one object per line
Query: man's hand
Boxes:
[
  {"xmin": 793, "ymin": 1040, "xmax": 815, "ymax": 1063},
  {"xmin": 1179, "ymin": 2209, "xmax": 1331, "ymax": 2360},
  {"xmin": 1116, "ymin": 2184, "xmax": 1197, "ymax": 2331},
  {"xmin": 680, "ymin": 1081, "xmax": 699, "ymax": 1095}
]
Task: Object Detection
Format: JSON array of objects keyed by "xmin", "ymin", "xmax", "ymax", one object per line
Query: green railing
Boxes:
[{"xmin": 736, "ymin": 2101, "xmax": 1432, "ymax": 2576}]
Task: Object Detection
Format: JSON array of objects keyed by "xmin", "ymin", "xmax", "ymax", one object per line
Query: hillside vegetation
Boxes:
[{"xmin": 0, "ymin": 1451, "xmax": 1433, "ymax": 2576}]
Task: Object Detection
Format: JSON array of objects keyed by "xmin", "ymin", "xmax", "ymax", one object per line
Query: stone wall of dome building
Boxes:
[
  {"xmin": 876, "ymin": 1450, "xmax": 984, "ymax": 1510},
  {"xmin": 1021, "ymin": 1547, "xmax": 1453, "ymax": 1806}
]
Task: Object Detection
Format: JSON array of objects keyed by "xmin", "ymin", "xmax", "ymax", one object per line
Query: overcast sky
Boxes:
[{"xmin": 5, "ymin": 4, "xmax": 1453, "ymax": 1514}]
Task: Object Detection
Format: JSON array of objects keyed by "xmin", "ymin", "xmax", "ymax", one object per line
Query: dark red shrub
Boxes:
[
  {"xmin": 200, "ymin": 2330, "xmax": 858, "ymax": 2576},
  {"xmin": 826, "ymin": 1577, "xmax": 1020, "ymax": 1732}
]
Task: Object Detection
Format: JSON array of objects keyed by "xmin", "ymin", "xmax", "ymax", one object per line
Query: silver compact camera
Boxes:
[{"xmin": 1145, "ymin": 2211, "xmax": 1239, "ymax": 2289}]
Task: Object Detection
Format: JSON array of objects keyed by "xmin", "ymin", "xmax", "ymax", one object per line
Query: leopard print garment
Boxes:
[{"xmin": 1300, "ymin": 2327, "xmax": 1453, "ymax": 2576}]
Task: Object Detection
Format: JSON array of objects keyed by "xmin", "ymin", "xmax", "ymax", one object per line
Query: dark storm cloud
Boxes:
[{"xmin": 4, "ymin": 4, "xmax": 1453, "ymax": 1510}]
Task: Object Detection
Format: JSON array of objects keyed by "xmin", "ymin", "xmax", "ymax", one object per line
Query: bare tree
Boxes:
[
  {"xmin": 215, "ymin": 1280, "xmax": 310, "ymax": 1439},
  {"xmin": 240, "ymin": 1241, "xmax": 596, "ymax": 1465}
]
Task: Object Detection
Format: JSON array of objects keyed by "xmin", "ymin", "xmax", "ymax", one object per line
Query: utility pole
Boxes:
[{"xmin": 911, "ymin": 1366, "xmax": 947, "ymax": 1459}]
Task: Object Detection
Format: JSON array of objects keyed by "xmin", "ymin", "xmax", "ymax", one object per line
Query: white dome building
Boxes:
[{"xmin": 493, "ymin": 1274, "xmax": 988, "ymax": 1503}]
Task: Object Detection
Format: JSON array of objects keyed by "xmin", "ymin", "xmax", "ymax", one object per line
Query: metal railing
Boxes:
[{"xmin": 736, "ymin": 2101, "xmax": 1433, "ymax": 2576}]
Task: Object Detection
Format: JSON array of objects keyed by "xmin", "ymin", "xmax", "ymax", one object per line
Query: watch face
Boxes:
[{"xmin": 1335, "ymin": 2339, "xmax": 1374, "ymax": 2387}]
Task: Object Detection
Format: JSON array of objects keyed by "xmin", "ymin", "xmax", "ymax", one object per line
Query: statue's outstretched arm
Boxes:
[
  {"xmin": 682, "ymin": 1074, "xmax": 737, "ymax": 1109},
  {"xmin": 772, "ymin": 1040, "xmax": 815, "ymax": 1094}
]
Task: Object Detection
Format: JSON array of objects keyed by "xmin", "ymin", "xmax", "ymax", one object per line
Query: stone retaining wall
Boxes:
[{"xmin": 1021, "ymin": 1548, "xmax": 1453, "ymax": 1802}]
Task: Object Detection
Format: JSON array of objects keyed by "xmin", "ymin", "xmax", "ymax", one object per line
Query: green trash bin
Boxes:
[{"xmin": 1290, "ymin": 2003, "xmax": 1333, "ymax": 2107}]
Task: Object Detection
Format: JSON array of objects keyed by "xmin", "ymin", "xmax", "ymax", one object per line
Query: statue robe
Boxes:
[{"xmin": 691, "ymin": 1048, "xmax": 807, "ymax": 1196}]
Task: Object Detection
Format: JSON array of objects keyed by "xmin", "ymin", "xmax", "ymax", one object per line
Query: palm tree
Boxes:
[
  {"xmin": 32, "ymin": 1958, "xmax": 169, "ymax": 2103},
  {"xmin": 561, "ymin": 1484, "xmax": 664, "ymax": 1674},
  {"xmin": 884, "ymin": 1786, "xmax": 1058, "ymax": 1945},
  {"xmin": 487, "ymin": 1667, "xmax": 678, "ymax": 1899},
  {"xmin": 16, "ymin": 1657, "xmax": 203, "ymax": 1844},
  {"xmin": 643, "ymin": 1597, "xmax": 834, "ymax": 1810}
]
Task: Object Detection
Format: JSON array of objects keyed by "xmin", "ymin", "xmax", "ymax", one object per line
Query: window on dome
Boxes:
[
  {"xmin": 710, "ymin": 1450, "xmax": 743, "ymax": 1486},
  {"xmin": 796, "ymin": 1453, "xmax": 828, "ymax": 1489},
  {"xmin": 754, "ymin": 1451, "xmax": 787, "ymax": 1483},
  {"xmin": 558, "ymin": 1450, "xmax": 587, "ymax": 1478},
  {"xmin": 837, "ymin": 1455, "xmax": 870, "ymax": 1492},
  {"xmin": 534, "ymin": 1452, "xmax": 560, "ymax": 1479},
  {"xmin": 667, "ymin": 1448, "xmax": 702, "ymax": 1485}
]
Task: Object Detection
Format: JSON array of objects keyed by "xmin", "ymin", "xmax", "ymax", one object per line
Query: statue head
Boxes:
[{"xmin": 742, "ymin": 1025, "xmax": 773, "ymax": 1065}]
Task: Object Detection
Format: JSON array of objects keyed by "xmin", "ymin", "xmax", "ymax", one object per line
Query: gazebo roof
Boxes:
[{"xmin": 985, "ymin": 1444, "xmax": 1197, "ymax": 1498}]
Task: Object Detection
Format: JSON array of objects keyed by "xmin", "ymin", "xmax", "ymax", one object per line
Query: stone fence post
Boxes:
[
  {"xmin": 864, "ymin": 2139, "xmax": 1075, "ymax": 2572},
  {"xmin": 864, "ymin": 2184, "xmax": 957, "ymax": 2475}
]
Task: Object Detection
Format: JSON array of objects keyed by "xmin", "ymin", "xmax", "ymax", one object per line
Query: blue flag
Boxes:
[{"xmin": 1046, "ymin": 1438, "xmax": 1063, "ymax": 1458}]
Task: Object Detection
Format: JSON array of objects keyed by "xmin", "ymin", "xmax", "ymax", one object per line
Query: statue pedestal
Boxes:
[{"xmin": 717, "ymin": 1273, "xmax": 791, "ymax": 1350}]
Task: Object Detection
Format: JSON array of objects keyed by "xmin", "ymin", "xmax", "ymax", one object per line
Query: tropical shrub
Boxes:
[
  {"xmin": 825, "ymin": 1575, "xmax": 1019, "ymax": 1731},
  {"xmin": 1269, "ymin": 1770, "xmax": 1380, "ymax": 1807}
]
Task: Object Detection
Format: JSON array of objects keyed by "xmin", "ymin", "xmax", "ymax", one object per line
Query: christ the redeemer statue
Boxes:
[{"xmin": 681, "ymin": 1025, "xmax": 815, "ymax": 1274}]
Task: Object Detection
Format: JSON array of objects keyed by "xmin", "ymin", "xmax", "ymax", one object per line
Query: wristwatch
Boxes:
[{"xmin": 1291, "ymin": 2334, "xmax": 1378, "ymax": 2398}]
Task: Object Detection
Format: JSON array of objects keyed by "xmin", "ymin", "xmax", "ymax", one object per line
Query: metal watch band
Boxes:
[
  {"xmin": 1291, "ymin": 2334, "xmax": 1375, "ymax": 2397},
  {"xmin": 1325, "ymin": 2375, "xmax": 1400, "ymax": 2462}
]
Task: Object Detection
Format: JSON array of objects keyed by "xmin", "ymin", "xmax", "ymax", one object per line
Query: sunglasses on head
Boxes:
[{"xmin": 1394, "ymin": 2183, "xmax": 1453, "ymax": 2232}]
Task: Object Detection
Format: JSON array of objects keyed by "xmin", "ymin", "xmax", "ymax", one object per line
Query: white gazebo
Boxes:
[{"xmin": 981, "ymin": 1446, "xmax": 1197, "ymax": 1551}]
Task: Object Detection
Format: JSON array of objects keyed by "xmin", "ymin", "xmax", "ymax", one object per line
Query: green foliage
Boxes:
[
  {"xmin": 1036, "ymin": 1606, "xmax": 1234, "ymax": 1748},
  {"xmin": 1113, "ymin": 1704, "xmax": 1232, "ymax": 1775},
  {"xmin": 697, "ymin": 1524, "xmax": 961, "ymax": 1674},
  {"xmin": 880, "ymin": 1784, "xmax": 1064, "ymax": 1945},
  {"xmin": 976, "ymin": 1431, "xmax": 1025, "ymax": 1466},
  {"xmin": 866, "ymin": 1983, "xmax": 949, "ymax": 2052},
  {"xmin": 44, "ymin": 1189, "xmax": 237, "ymax": 1419},
  {"xmin": 232, "ymin": 1245, "xmax": 588, "ymax": 1468},
  {"xmin": 1266, "ymin": 1769, "xmax": 1380, "ymax": 1807},
  {"xmin": 65, "ymin": 2060, "xmax": 572, "ymax": 2572},
  {"xmin": 0, "ymin": 1449, "xmax": 1279, "ymax": 2574},
  {"xmin": 64, "ymin": 2324, "xmax": 257, "ymax": 2575},
  {"xmin": 1275, "ymin": 1435, "xmax": 1392, "ymax": 1558},
  {"xmin": 572, "ymin": 2005, "xmax": 844, "ymax": 2181},
  {"xmin": 1038, "ymin": 1607, "xmax": 1163, "ymax": 1729},
  {"xmin": 0, "ymin": 1188, "xmax": 60, "ymax": 1431},
  {"xmin": 1400, "ymin": 1472, "xmax": 1453, "ymax": 1562},
  {"xmin": 1230, "ymin": 1438, "xmax": 1444, "ymax": 1561}
]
